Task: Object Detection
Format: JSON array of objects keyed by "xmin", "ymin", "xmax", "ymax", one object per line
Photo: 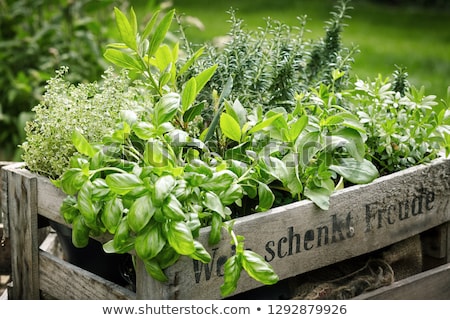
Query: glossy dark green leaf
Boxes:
[
  {"xmin": 183, "ymin": 102, "xmax": 205, "ymax": 123},
  {"xmin": 77, "ymin": 180, "xmax": 97, "ymax": 225},
  {"xmin": 60, "ymin": 196, "xmax": 79, "ymax": 224},
  {"xmin": 155, "ymin": 245, "xmax": 180, "ymax": 269},
  {"xmin": 203, "ymin": 191, "xmax": 226, "ymax": 218},
  {"xmin": 105, "ymin": 173, "xmax": 143, "ymax": 195},
  {"xmin": 241, "ymin": 250, "xmax": 279, "ymax": 285},
  {"xmin": 72, "ymin": 215, "xmax": 90, "ymax": 248},
  {"xmin": 143, "ymin": 259, "xmax": 168, "ymax": 282},
  {"xmin": 128, "ymin": 194, "xmax": 155, "ymax": 233},
  {"xmin": 60, "ymin": 168, "xmax": 87, "ymax": 195},
  {"xmin": 208, "ymin": 212, "xmax": 223, "ymax": 245},
  {"xmin": 256, "ymin": 182, "xmax": 275, "ymax": 212},
  {"xmin": 189, "ymin": 240, "xmax": 211, "ymax": 264},
  {"xmin": 330, "ymin": 158, "xmax": 379, "ymax": 184},
  {"xmin": 135, "ymin": 222, "xmax": 165, "ymax": 260},
  {"xmin": 102, "ymin": 197, "xmax": 123, "ymax": 234},
  {"xmin": 166, "ymin": 221, "xmax": 195, "ymax": 255},
  {"xmin": 153, "ymin": 175, "xmax": 176, "ymax": 207},
  {"xmin": 220, "ymin": 254, "xmax": 242, "ymax": 297},
  {"xmin": 162, "ymin": 194, "xmax": 185, "ymax": 221}
]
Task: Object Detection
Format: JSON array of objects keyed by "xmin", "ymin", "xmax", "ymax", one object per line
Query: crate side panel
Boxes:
[
  {"xmin": 39, "ymin": 250, "xmax": 135, "ymax": 300},
  {"xmin": 6, "ymin": 165, "xmax": 40, "ymax": 299},
  {"xmin": 355, "ymin": 262, "xmax": 450, "ymax": 300},
  {"xmin": 138, "ymin": 157, "xmax": 450, "ymax": 299}
]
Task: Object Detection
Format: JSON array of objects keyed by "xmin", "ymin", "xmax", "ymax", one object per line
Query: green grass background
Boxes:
[{"xmin": 170, "ymin": 0, "xmax": 450, "ymax": 100}]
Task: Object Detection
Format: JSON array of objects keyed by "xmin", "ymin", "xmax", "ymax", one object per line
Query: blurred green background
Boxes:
[{"xmin": 1, "ymin": 0, "xmax": 449, "ymax": 161}]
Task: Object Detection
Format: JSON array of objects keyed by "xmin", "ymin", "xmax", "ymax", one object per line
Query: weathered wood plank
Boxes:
[
  {"xmin": 355, "ymin": 262, "xmax": 450, "ymax": 300},
  {"xmin": 138, "ymin": 157, "xmax": 450, "ymax": 299},
  {"xmin": 6, "ymin": 164, "xmax": 40, "ymax": 299},
  {"xmin": 39, "ymin": 250, "xmax": 135, "ymax": 300},
  {"xmin": 0, "ymin": 161, "xmax": 13, "ymax": 237},
  {"xmin": 422, "ymin": 222, "xmax": 449, "ymax": 260}
]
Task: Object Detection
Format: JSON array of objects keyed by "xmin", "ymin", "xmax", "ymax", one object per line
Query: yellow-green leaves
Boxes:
[{"xmin": 220, "ymin": 113, "xmax": 241, "ymax": 142}]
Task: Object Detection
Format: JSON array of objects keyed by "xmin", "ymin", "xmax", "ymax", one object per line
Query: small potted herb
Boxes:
[{"xmin": 17, "ymin": 0, "xmax": 449, "ymax": 298}]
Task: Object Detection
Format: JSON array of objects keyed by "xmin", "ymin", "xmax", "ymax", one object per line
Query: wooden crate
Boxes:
[
  {"xmin": 0, "ymin": 162, "xmax": 12, "ymax": 274},
  {"xmin": 1, "ymin": 156, "xmax": 450, "ymax": 299}
]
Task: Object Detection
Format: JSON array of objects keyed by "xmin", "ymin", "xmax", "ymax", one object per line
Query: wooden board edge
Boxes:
[
  {"xmin": 39, "ymin": 250, "xmax": 135, "ymax": 300},
  {"xmin": 354, "ymin": 262, "xmax": 450, "ymax": 300}
]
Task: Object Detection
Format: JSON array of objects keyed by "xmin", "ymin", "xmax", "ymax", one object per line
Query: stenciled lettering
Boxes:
[
  {"xmin": 264, "ymin": 213, "xmax": 354, "ymax": 262},
  {"xmin": 365, "ymin": 188, "xmax": 435, "ymax": 232}
]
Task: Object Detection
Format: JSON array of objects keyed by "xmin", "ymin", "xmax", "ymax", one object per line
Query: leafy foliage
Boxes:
[
  {"xmin": 0, "ymin": 0, "xmax": 119, "ymax": 160},
  {"xmin": 20, "ymin": 0, "xmax": 449, "ymax": 297}
]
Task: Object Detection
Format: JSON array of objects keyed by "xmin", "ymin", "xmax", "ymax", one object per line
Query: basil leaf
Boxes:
[
  {"xmin": 208, "ymin": 212, "xmax": 223, "ymax": 245},
  {"xmin": 135, "ymin": 222, "xmax": 165, "ymax": 260},
  {"xmin": 105, "ymin": 173, "xmax": 143, "ymax": 195},
  {"xmin": 72, "ymin": 129, "xmax": 96, "ymax": 158},
  {"xmin": 77, "ymin": 180, "xmax": 98, "ymax": 225},
  {"xmin": 201, "ymin": 170, "xmax": 237, "ymax": 192},
  {"xmin": 72, "ymin": 215, "xmax": 90, "ymax": 248},
  {"xmin": 143, "ymin": 259, "xmax": 168, "ymax": 282},
  {"xmin": 189, "ymin": 240, "xmax": 211, "ymax": 264},
  {"xmin": 154, "ymin": 175, "xmax": 176, "ymax": 207},
  {"xmin": 113, "ymin": 217, "xmax": 135, "ymax": 253},
  {"xmin": 162, "ymin": 194, "xmax": 185, "ymax": 221},
  {"xmin": 155, "ymin": 245, "xmax": 180, "ymax": 269},
  {"xmin": 60, "ymin": 168, "xmax": 87, "ymax": 195},
  {"xmin": 166, "ymin": 221, "xmax": 195, "ymax": 255},
  {"xmin": 241, "ymin": 250, "xmax": 279, "ymax": 285},
  {"xmin": 128, "ymin": 194, "xmax": 155, "ymax": 233},
  {"xmin": 203, "ymin": 191, "xmax": 226, "ymax": 218},
  {"xmin": 220, "ymin": 254, "xmax": 242, "ymax": 297},
  {"xmin": 102, "ymin": 197, "xmax": 123, "ymax": 234},
  {"xmin": 60, "ymin": 196, "xmax": 79, "ymax": 224},
  {"xmin": 256, "ymin": 182, "xmax": 275, "ymax": 212},
  {"xmin": 153, "ymin": 92, "xmax": 180, "ymax": 126}
]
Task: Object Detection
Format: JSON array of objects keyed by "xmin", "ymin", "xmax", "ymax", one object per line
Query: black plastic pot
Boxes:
[{"xmin": 50, "ymin": 222, "xmax": 136, "ymax": 291}]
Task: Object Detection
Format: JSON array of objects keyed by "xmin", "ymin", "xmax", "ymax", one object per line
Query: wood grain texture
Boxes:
[
  {"xmin": 137, "ymin": 157, "xmax": 450, "ymax": 299},
  {"xmin": 6, "ymin": 164, "xmax": 40, "ymax": 299},
  {"xmin": 4, "ymin": 157, "xmax": 450, "ymax": 300},
  {"xmin": 355, "ymin": 262, "xmax": 450, "ymax": 300},
  {"xmin": 39, "ymin": 250, "xmax": 135, "ymax": 300}
]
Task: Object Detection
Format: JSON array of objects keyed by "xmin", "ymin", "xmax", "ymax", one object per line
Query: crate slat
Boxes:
[
  {"xmin": 39, "ymin": 250, "xmax": 135, "ymax": 300},
  {"xmin": 355, "ymin": 262, "xmax": 450, "ymax": 300},
  {"xmin": 138, "ymin": 157, "xmax": 450, "ymax": 299},
  {"xmin": 5, "ymin": 165, "xmax": 40, "ymax": 299}
]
